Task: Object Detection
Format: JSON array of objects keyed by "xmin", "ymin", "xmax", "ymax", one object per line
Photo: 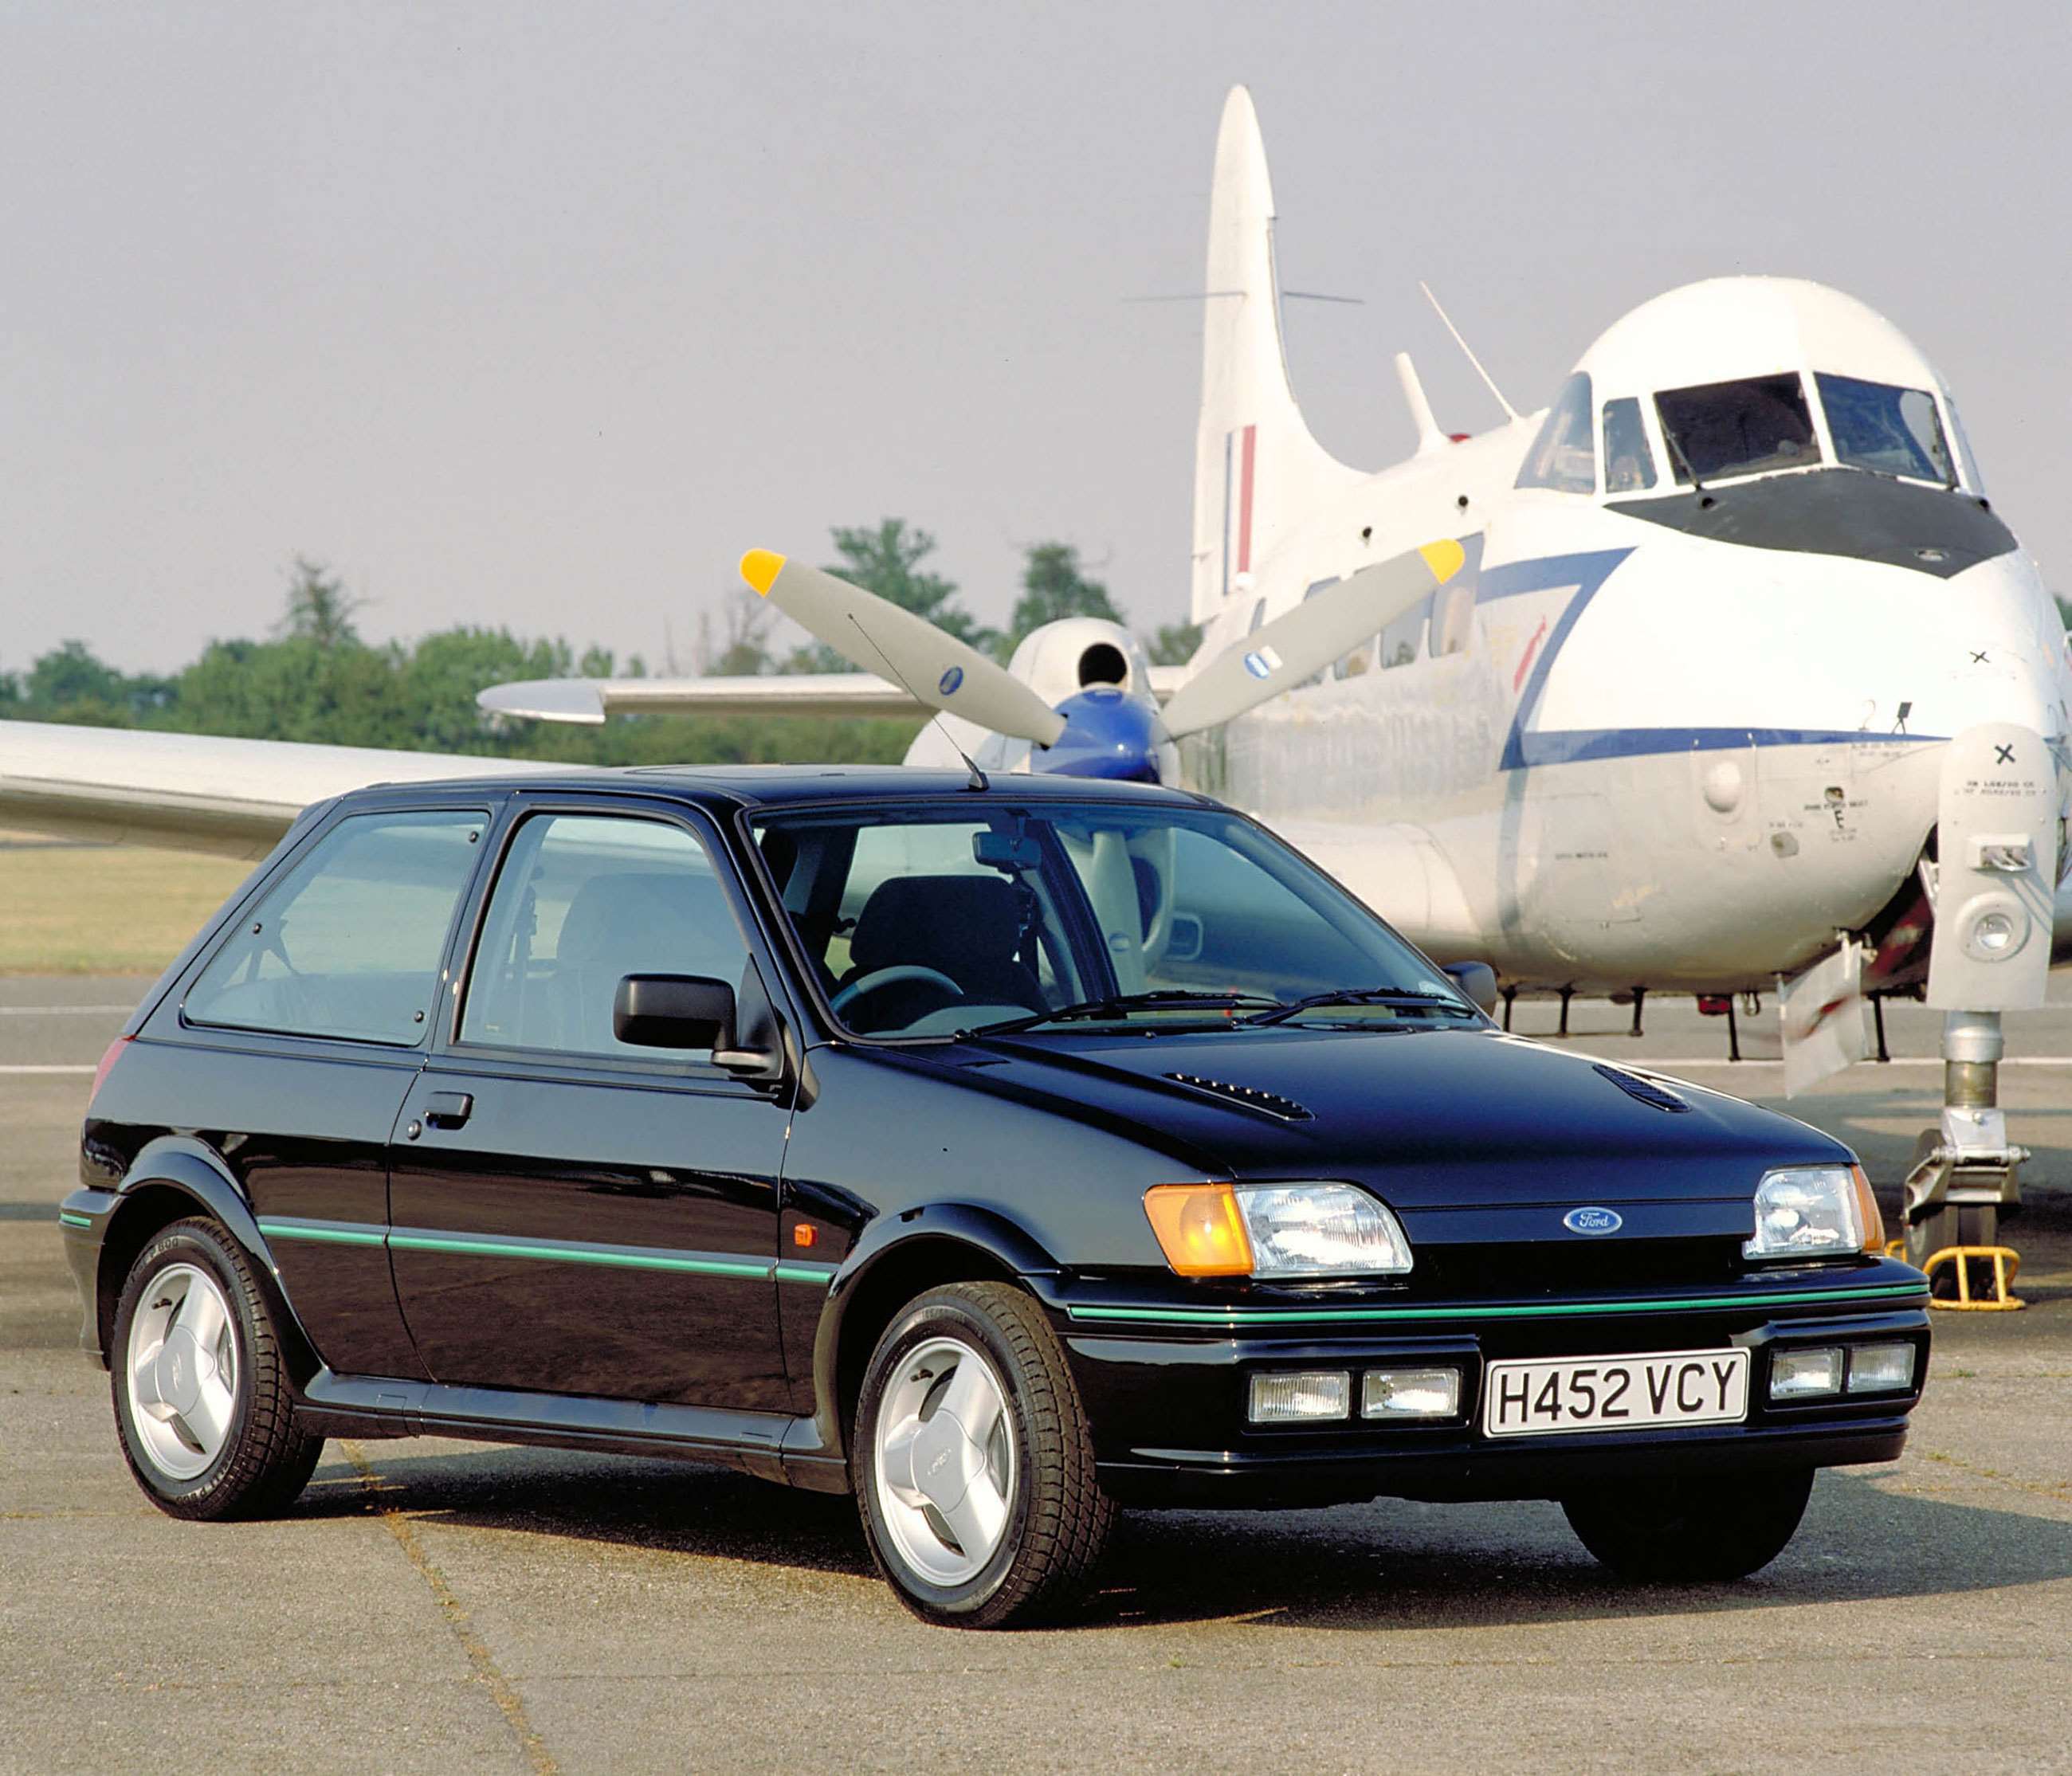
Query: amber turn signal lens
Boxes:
[
  {"xmin": 1143, "ymin": 1182, "xmax": 1254, "ymax": 1276},
  {"xmin": 1850, "ymin": 1164, "xmax": 1886, "ymax": 1253},
  {"xmin": 792, "ymin": 1222, "xmax": 817, "ymax": 1249}
]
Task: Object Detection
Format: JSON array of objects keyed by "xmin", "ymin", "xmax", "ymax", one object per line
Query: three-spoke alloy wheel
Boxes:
[
  {"xmin": 855, "ymin": 1282, "xmax": 1113, "ymax": 1628},
  {"xmin": 112, "ymin": 1217, "xmax": 323, "ymax": 1519}
]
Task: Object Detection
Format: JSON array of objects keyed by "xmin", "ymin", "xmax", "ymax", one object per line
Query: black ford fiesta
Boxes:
[{"xmin": 61, "ymin": 766, "xmax": 1929, "ymax": 1627}]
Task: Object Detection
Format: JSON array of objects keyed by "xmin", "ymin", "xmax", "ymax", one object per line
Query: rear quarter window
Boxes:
[{"xmin": 184, "ymin": 810, "xmax": 486, "ymax": 1045}]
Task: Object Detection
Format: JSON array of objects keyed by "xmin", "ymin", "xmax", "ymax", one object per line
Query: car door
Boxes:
[
  {"xmin": 387, "ymin": 799, "xmax": 795, "ymax": 1409},
  {"xmin": 167, "ymin": 802, "xmax": 497, "ymax": 1380}
]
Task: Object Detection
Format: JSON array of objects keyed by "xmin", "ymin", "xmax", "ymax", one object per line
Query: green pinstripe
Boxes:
[
  {"xmin": 57, "ymin": 1210, "xmax": 93, "ymax": 1229},
  {"xmin": 257, "ymin": 1217, "xmax": 836, "ymax": 1288}
]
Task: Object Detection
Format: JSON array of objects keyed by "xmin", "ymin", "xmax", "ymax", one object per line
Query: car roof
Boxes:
[{"xmin": 336, "ymin": 763, "xmax": 1208, "ymax": 814}]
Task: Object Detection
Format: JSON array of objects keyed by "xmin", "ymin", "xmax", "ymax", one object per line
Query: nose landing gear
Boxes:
[
  {"xmin": 1901, "ymin": 1011, "xmax": 2027, "ymax": 1307},
  {"xmin": 1901, "ymin": 716, "xmax": 2056, "ymax": 1307}
]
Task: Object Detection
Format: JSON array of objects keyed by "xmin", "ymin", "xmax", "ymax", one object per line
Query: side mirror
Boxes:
[
  {"xmin": 1440, "ymin": 960, "xmax": 1500, "ymax": 1015},
  {"xmin": 614, "ymin": 974, "xmax": 734, "ymax": 1050}
]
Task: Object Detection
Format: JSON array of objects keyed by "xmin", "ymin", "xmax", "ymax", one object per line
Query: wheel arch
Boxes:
[
  {"xmin": 813, "ymin": 1205, "xmax": 1062, "ymax": 1465},
  {"xmin": 97, "ymin": 1140, "xmax": 320, "ymax": 1383}
]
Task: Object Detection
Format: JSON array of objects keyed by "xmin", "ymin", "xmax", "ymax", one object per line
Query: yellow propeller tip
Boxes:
[
  {"xmin": 739, "ymin": 549, "xmax": 787, "ymax": 596},
  {"xmin": 1419, "ymin": 538, "xmax": 1466, "ymax": 584}
]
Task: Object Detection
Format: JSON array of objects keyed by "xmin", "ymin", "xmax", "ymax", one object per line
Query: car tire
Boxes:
[
  {"xmin": 111, "ymin": 1217, "xmax": 324, "ymax": 1520},
  {"xmin": 854, "ymin": 1281, "xmax": 1113, "ymax": 1628},
  {"xmin": 1563, "ymin": 1468, "xmax": 1813, "ymax": 1582}
]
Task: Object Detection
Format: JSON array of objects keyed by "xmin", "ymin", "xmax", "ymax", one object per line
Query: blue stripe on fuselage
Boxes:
[
  {"xmin": 1513, "ymin": 725, "xmax": 1939, "ymax": 766},
  {"xmin": 1471, "ymin": 546, "xmax": 1939, "ymax": 766}
]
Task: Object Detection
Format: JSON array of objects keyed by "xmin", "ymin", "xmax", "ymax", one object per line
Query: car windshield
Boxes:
[
  {"xmin": 1815, "ymin": 372, "xmax": 1953, "ymax": 484},
  {"xmin": 751, "ymin": 801, "xmax": 1471, "ymax": 1038},
  {"xmin": 1655, "ymin": 372, "xmax": 1821, "ymax": 484}
]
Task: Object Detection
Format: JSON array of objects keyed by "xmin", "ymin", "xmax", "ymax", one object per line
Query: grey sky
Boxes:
[{"xmin": 4, "ymin": 1, "xmax": 2066, "ymax": 675}]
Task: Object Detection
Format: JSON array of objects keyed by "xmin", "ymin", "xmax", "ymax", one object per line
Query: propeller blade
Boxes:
[
  {"xmin": 1155, "ymin": 541, "xmax": 1466, "ymax": 740},
  {"xmin": 740, "ymin": 551, "xmax": 1066, "ymax": 747}
]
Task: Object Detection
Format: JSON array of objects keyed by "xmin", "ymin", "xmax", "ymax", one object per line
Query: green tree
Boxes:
[
  {"xmin": 17, "ymin": 639, "xmax": 173, "ymax": 726},
  {"xmin": 1147, "ymin": 620, "xmax": 1203, "ymax": 667},
  {"xmin": 700, "ymin": 591, "xmax": 777, "ymax": 677},
  {"xmin": 1007, "ymin": 543, "xmax": 1125, "ymax": 653},
  {"xmin": 277, "ymin": 558, "xmax": 364, "ymax": 651},
  {"xmin": 14, "ymin": 556, "xmax": 923, "ymax": 770},
  {"xmin": 791, "ymin": 519, "xmax": 996, "ymax": 672}
]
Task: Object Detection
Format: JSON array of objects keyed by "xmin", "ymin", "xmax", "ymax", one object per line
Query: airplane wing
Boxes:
[
  {"xmin": 0, "ymin": 719, "xmax": 551, "ymax": 859},
  {"xmin": 477, "ymin": 672, "xmax": 927, "ymax": 725}
]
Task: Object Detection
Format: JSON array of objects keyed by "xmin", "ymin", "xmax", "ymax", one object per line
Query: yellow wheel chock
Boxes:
[{"xmin": 1918, "ymin": 1245, "xmax": 2025, "ymax": 1311}]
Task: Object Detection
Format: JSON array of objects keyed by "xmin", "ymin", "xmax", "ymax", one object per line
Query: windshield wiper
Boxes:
[
  {"xmin": 1242, "ymin": 986, "xmax": 1479, "ymax": 1028},
  {"xmin": 970, "ymin": 990, "xmax": 1283, "ymax": 1036}
]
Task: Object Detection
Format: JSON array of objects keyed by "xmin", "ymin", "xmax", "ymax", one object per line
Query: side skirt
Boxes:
[{"xmin": 297, "ymin": 1370, "xmax": 851, "ymax": 1495}]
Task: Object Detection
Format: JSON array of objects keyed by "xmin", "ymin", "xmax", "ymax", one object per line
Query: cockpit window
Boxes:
[
  {"xmin": 1601, "ymin": 398, "xmax": 1656, "ymax": 493},
  {"xmin": 1655, "ymin": 373, "xmax": 1820, "ymax": 484},
  {"xmin": 1815, "ymin": 373, "xmax": 1952, "ymax": 485},
  {"xmin": 1515, "ymin": 372, "xmax": 1595, "ymax": 494}
]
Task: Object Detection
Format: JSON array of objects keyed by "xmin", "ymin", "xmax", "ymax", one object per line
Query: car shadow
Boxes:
[{"xmin": 294, "ymin": 1446, "xmax": 2072, "ymax": 1632}]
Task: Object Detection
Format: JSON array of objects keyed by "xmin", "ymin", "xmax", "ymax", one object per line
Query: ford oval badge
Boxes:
[
  {"xmin": 1563, "ymin": 1206, "xmax": 1623, "ymax": 1237},
  {"xmin": 938, "ymin": 666, "xmax": 964, "ymax": 696}
]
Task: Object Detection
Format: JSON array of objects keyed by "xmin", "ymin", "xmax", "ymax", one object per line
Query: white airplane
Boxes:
[
  {"xmin": 2, "ymin": 88, "xmax": 2063, "ymax": 1279},
  {"xmin": 480, "ymin": 88, "xmax": 2072, "ymax": 1272}
]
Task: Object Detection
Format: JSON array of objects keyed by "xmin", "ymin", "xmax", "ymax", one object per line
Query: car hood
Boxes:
[{"xmin": 952, "ymin": 1024, "xmax": 1844, "ymax": 1211}]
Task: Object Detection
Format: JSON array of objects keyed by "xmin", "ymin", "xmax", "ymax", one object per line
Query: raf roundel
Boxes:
[
  {"xmin": 938, "ymin": 666, "xmax": 964, "ymax": 696},
  {"xmin": 1563, "ymin": 1206, "xmax": 1623, "ymax": 1237}
]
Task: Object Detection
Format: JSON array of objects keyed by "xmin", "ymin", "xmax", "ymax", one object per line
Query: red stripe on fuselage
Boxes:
[
  {"xmin": 1513, "ymin": 615, "xmax": 1548, "ymax": 692},
  {"xmin": 1236, "ymin": 425, "xmax": 1257, "ymax": 574}
]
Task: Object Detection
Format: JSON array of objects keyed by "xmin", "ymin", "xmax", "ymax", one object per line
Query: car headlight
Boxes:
[
  {"xmin": 1744, "ymin": 1164, "xmax": 1882, "ymax": 1260},
  {"xmin": 1144, "ymin": 1182, "xmax": 1412, "ymax": 1278}
]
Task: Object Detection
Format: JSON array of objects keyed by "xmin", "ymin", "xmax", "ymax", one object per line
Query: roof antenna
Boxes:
[
  {"xmin": 839, "ymin": 610, "xmax": 991, "ymax": 791},
  {"xmin": 1419, "ymin": 281, "xmax": 1520, "ymax": 424}
]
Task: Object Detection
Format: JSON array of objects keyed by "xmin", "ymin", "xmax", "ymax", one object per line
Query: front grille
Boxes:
[
  {"xmin": 1162, "ymin": 1072, "xmax": 1313, "ymax": 1122},
  {"xmin": 1421, "ymin": 1236, "xmax": 1743, "ymax": 1297},
  {"xmin": 1593, "ymin": 1063, "xmax": 1691, "ymax": 1112}
]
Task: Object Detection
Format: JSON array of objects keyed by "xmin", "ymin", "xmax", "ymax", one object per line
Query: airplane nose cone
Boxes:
[{"xmin": 1910, "ymin": 552, "xmax": 2068, "ymax": 740}]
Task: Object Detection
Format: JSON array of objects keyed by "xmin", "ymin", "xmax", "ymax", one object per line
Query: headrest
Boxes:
[
  {"xmin": 557, "ymin": 871, "xmax": 708, "ymax": 967},
  {"xmin": 850, "ymin": 874, "xmax": 1022, "ymax": 977}
]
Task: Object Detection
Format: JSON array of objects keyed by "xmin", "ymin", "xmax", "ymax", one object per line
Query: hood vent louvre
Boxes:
[
  {"xmin": 1593, "ymin": 1063, "xmax": 1691, "ymax": 1113},
  {"xmin": 1163, "ymin": 1072, "xmax": 1313, "ymax": 1123}
]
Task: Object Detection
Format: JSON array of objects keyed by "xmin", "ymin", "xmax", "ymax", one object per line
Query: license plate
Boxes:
[{"xmin": 1481, "ymin": 1347, "xmax": 1749, "ymax": 1438}]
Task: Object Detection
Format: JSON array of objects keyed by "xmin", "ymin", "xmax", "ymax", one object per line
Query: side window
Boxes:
[
  {"xmin": 186, "ymin": 810, "xmax": 485, "ymax": 1045},
  {"xmin": 1428, "ymin": 532, "xmax": 1484, "ymax": 659},
  {"xmin": 1377, "ymin": 593, "xmax": 1433, "ymax": 669},
  {"xmin": 1515, "ymin": 372, "xmax": 1596, "ymax": 493},
  {"xmin": 461, "ymin": 814, "xmax": 749, "ymax": 1061},
  {"xmin": 1602, "ymin": 397, "xmax": 1658, "ymax": 492}
]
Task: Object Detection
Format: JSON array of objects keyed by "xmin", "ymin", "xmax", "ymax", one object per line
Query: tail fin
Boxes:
[{"xmin": 1190, "ymin": 87, "xmax": 1364, "ymax": 625}]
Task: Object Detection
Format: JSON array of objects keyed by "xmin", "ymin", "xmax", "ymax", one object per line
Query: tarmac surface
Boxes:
[{"xmin": 3, "ymin": 976, "xmax": 2068, "ymax": 1774}]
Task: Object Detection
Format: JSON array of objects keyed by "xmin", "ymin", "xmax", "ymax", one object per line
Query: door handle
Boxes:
[{"xmin": 423, "ymin": 1091, "xmax": 474, "ymax": 1129}]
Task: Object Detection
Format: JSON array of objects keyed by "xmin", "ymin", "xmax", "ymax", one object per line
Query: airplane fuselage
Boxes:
[{"xmin": 1181, "ymin": 425, "xmax": 2072, "ymax": 991}]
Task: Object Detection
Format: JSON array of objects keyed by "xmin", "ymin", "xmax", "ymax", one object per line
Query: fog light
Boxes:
[
  {"xmin": 1361, "ymin": 1367, "xmax": 1461, "ymax": 1419},
  {"xmin": 1846, "ymin": 1343, "xmax": 1917, "ymax": 1393},
  {"xmin": 1248, "ymin": 1370, "xmax": 1350, "ymax": 1424},
  {"xmin": 1770, "ymin": 1347, "xmax": 1843, "ymax": 1399}
]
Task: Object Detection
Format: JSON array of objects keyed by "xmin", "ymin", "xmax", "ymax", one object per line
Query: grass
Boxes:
[{"xmin": 0, "ymin": 836, "xmax": 249, "ymax": 974}]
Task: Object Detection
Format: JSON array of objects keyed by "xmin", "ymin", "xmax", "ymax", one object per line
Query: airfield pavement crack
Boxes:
[{"xmin": 341, "ymin": 1439, "xmax": 559, "ymax": 1776}]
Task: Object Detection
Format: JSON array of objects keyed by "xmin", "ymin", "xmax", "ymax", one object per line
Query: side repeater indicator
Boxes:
[{"xmin": 1563, "ymin": 1206, "xmax": 1623, "ymax": 1237}]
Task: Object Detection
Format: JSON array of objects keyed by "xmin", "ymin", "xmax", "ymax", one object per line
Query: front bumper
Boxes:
[{"xmin": 1050, "ymin": 1260, "xmax": 1929, "ymax": 1507}]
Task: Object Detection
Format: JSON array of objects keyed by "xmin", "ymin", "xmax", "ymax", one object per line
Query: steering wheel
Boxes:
[{"xmin": 831, "ymin": 965, "xmax": 963, "ymax": 1017}]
